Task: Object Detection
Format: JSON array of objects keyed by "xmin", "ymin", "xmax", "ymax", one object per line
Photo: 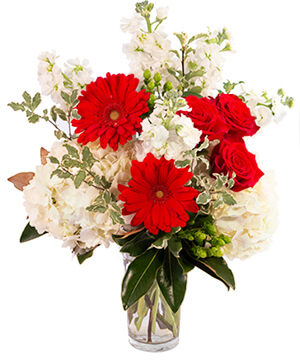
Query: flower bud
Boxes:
[
  {"xmin": 154, "ymin": 72, "xmax": 162, "ymax": 84},
  {"xmin": 163, "ymin": 81, "xmax": 173, "ymax": 92},
  {"xmin": 143, "ymin": 69, "xmax": 151, "ymax": 80}
]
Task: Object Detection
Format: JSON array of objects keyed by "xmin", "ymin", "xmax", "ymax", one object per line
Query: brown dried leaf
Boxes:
[
  {"xmin": 120, "ymin": 227, "xmax": 145, "ymax": 239},
  {"xmin": 40, "ymin": 147, "xmax": 49, "ymax": 165},
  {"xmin": 8, "ymin": 172, "xmax": 35, "ymax": 191}
]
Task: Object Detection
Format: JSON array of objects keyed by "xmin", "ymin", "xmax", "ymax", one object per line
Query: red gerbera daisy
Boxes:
[
  {"xmin": 118, "ymin": 153, "xmax": 199, "ymax": 235},
  {"xmin": 72, "ymin": 73, "xmax": 150, "ymax": 151}
]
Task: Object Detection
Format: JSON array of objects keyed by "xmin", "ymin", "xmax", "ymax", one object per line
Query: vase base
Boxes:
[{"xmin": 128, "ymin": 336, "xmax": 179, "ymax": 352}]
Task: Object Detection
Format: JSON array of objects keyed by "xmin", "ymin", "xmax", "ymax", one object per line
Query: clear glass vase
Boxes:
[{"xmin": 123, "ymin": 253, "xmax": 180, "ymax": 352}]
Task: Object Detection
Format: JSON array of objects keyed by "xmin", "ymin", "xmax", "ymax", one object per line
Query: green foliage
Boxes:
[
  {"xmin": 121, "ymin": 248, "xmax": 164, "ymax": 310},
  {"xmin": 156, "ymin": 249, "xmax": 187, "ymax": 313},
  {"xmin": 77, "ymin": 249, "xmax": 96, "ymax": 264},
  {"xmin": 20, "ymin": 223, "xmax": 47, "ymax": 243}
]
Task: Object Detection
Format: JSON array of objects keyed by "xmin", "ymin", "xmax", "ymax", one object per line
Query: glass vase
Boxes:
[{"xmin": 123, "ymin": 253, "xmax": 180, "ymax": 352}]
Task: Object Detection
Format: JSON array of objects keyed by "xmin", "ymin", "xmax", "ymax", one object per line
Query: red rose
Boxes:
[
  {"xmin": 179, "ymin": 95, "xmax": 228, "ymax": 141},
  {"xmin": 211, "ymin": 139, "xmax": 264, "ymax": 192},
  {"xmin": 215, "ymin": 93, "xmax": 259, "ymax": 138}
]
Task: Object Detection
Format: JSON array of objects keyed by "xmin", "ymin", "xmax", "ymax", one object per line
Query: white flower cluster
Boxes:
[
  {"xmin": 212, "ymin": 172, "xmax": 278, "ymax": 259},
  {"xmin": 122, "ymin": 9, "xmax": 175, "ymax": 83},
  {"xmin": 38, "ymin": 51, "xmax": 93, "ymax": 110},
  {"xmin": 185, "ymin": 38, "xmax": 225, "ymax": 96},
  {"xmin": 136, "ymin": 99, "xmax": 202, "ymax": 161},
  {"xmin": 23, "ymin": 141, "xmax": 135, "ymax": 252}
]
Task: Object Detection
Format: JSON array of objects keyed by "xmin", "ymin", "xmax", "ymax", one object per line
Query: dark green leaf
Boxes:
[
  {"xmin": 182, "ymin": 247, "xmax": 235, "ymax": 290},
  {"xmin": 120, "ymin": 230, "xmax": 156, "ymax": 257},
  {"xmin": 20, "ymin": 223, "xmax": 47, "ymax": 243},
  {"xmin": 77, "ymin": 249, "xmax": 95, "ymax": 264},
  {"xmin": 157, "ymin": 250, "xmax": 187, "ymax": 313},
  {"xmin": 122, "ymin": 248, "xmax": 164, "ymax": 310},
  {"xmin": 168, "ymin": 237, "xmax": 182, "ymax": 257},
  {"xmin": 178, "ymin": 252, "xmax": 195, "ymax": 273}
]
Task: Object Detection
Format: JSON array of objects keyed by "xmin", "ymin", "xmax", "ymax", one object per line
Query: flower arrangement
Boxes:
[{"xmin": 8, "ymin": 1, "xmax": 293, "ymax": 352}]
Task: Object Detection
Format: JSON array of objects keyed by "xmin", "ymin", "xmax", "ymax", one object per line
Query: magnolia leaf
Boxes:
[
  {"xmin": 77, "ymin": 249, "xmax": 95, "ymax": 264},
  {"xmin": 168, "ymin": 237, "xmax": 182, "ymax": 257},
  {"xmin": 8, "ymin": 172, "xmax": 34, "ymax": 191},
  {"xmin": 40, "ymin": 147, "xmax": 49, "ymax": 165},
  {"xmin": 157, "ymin": 250, "xmax": 187, "ymax": 313},
  {"xmin": 121, "ymin": 248, "xmax": 164, "ymax": 310},
  {"xmin": 119, "ymin": 227, "xmax": 145, "ymax": 240},
  {"xmin": 20, "ymin": 222, "xmax": 47, "ymax": 242}
]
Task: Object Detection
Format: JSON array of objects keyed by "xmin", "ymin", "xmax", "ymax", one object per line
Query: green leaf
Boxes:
[
  {"xmin": 28, "ymin": 114, "xmax": 40, "ymax": 123},
  {"xmin": 185, "ymin": 70, "xmax": 205, "ymax": 81},
  {"xmin": 178, "ymin": 252, "xmax": 195, "ymax": 273},
  {"xmin": 32, "ymin": 93, "xmax": 41, "ymax": 110},
  {"xmin": 121, "ymin": 248, "xmax": 164, "ymax": 310},
  {"xmin": 168, "ymin": 237, "xmax": 182, "ymax": 257},
  {"xmin": 222, "ymin": 192, "xmax": 236, "ymax": 206},
  {"xmin": 50, "ymin": 106, "xmax": 57, "ymax": 122},
  {"xmin": 77, "ymin": 249, "xmax": 95, "ymax": 264},
  {"xmin": 120, "ymin": 230, "xmax": 156, "ymax": 257},
  {"xmin": 82, "ymin": 146, "xmax": 96, "ymax": 167},
  {"xmin": 70, "ymin": 89, "xmax": 78, "ymax": 105},
  {"xmin": 183, "ymin": 248, "xmax": 235, "ymax": 290},
  {"xmin": 8, "ymin": 102, "xmax": 25, "ymax": 112},
  {"xmin": 22, "ymin": 91, "xmax": 32, "ymax": 108},
  {"xmin": 64, "ymin": 144, "xmax": 79, "ymax": 159},
  {"xmin": 197, "ymin": 191, "xmax": 211, "ymax": 205},
  {"xmin": 72, "ymin": 109, "xmax": 81, "ymax": 120},
  {"xmin": 174, "ymin": 159, "xmax": 190, "ymax": 168},
  {"xmin": 55, "ymin": 108, "xmax": 67, "ymax": 121},
  {"xmin": 182, "ymin": 87, "xmax": 203, "ymax": 98},
  {"xmin": 109, "ymin": 210, "xmax": 124, "ymax": 225},
  {"xmin": 103, "ymin": 190, "xmax": 111, "ymax": 204},
  {"xmin": 49, "ymin": 156, "xmax": 59, "ymax": 164},
  {"xmin": 61, "ymin": 91, "xmax": 71, "ymax": 104},
  {"xmin": 20, "ymin": 223, "xmax": 47, "ymax": 243},
  {"xmin": 74, "ymin": 170, "xmax": 86, "ymax": 188},
  {"xmin": 157, "ymin": 250, "xmax": 187, "ymax": 313}
]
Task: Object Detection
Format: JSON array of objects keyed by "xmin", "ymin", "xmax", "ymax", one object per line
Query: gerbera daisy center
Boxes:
[
  {"xmin": 109, "ymin": 110, "xmax": 120, "ymax": 121},
  {"xmin": 155, "ymin": 190, "xmax": 164, "ymax": 198}
]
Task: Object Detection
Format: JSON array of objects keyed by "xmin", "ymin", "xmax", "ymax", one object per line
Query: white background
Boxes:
[{"xmin": 1, "ymin": 0, "xmax": 299, "ymax": 362}]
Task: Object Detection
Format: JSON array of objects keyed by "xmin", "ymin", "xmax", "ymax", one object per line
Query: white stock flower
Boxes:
[
  {"xmin": 121, "ymin": 14, "xmax": 143, "ymax": 34},
  {"xmin": 123, "ymin": 30, "xmax": 174, "ymax": 83},
  {"xmin": 244, "ymin": 91, "xmax": 273, "ymax": 127},
  {"xmin": 23, "ymin": 141, "xmax": 135, "ymax": 253},
  {"xmin": 156, "ymin": 6, "xmax": 168, "ymax": 19},
  {"xmin": 212, "ymin": 172, "xmax": 278, "ymax": 259},
  {"xmin": 38, "ymin": 51, "xmax": 93, "ymax": 110},
  {"xmin": 64, "ymin": 58, "xmax": 93, "ymax": 89}
]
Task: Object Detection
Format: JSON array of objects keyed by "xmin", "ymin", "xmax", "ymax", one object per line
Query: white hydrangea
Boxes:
[
  {"xmin": 212, "ymin": 172, "xmax": 278, "ymax": 259},
  {"xmin": 136, "ymin": 101, "xmax": 201, "ymax": 161},
  {"xmin": 38, "ymin": 51, "xmax": 93, "ymax": 110},
  {"xmin": 23, "ymin": 141, "xmax": 135, "ymax": 253}
]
